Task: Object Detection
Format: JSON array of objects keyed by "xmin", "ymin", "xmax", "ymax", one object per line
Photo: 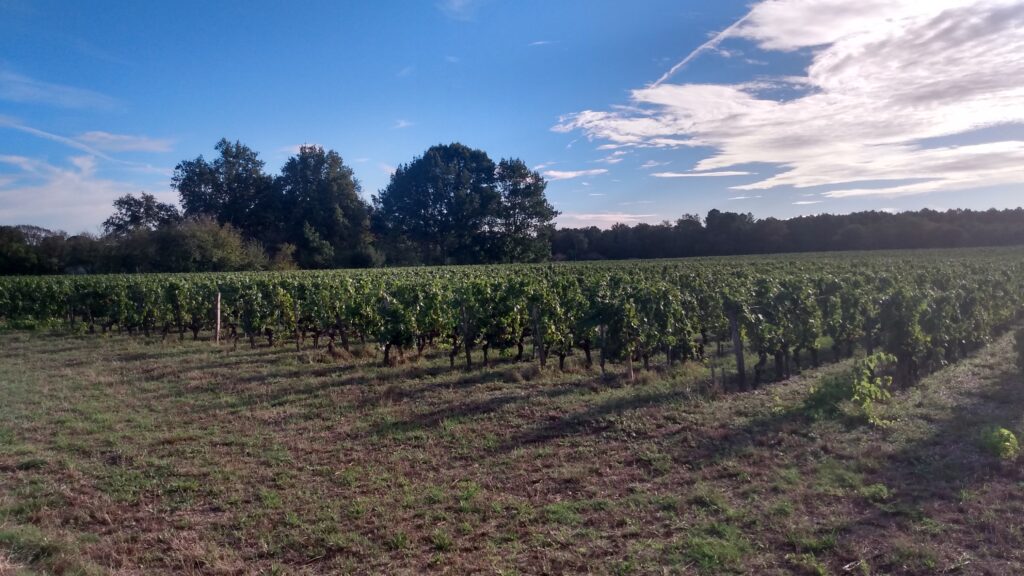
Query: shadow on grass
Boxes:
[
  {"xmin": 832, "ymin": 358, "xmax": 1024, "ymax": 573},
  {"xmin": 497, "ymin": 384, "xmax": 698, "ymax": 450},
  {"xmin": 366, "ymin": 379, "xmax": 592, "ymax": 438}
]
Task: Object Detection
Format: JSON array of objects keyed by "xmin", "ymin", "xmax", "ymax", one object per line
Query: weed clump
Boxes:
[
  {"xmin": 804, "ymin": 352, "xmax": 896, "ymax": 426},
  {"xmin": 981, "ymin": 427, "xmax": 1020, "ymax": 460}
]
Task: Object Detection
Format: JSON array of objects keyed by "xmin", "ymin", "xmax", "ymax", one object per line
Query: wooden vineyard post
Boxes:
[
  {"xmin": 531, "ymin": 304, "xmax": 546, "ymax": 369},
  {"xmin": 215, "ymin": 291, "xmax": 221, "ymax": 345}
]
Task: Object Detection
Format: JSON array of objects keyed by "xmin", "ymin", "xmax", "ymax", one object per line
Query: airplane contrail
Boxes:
[{"xmin": 651, "ymin": 11, "xmax": 752, "ymax": 87}]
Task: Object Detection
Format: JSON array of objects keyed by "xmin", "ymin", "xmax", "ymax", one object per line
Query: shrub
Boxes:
[
  {"xmin": 805, "ymin": 352, "xmax": 896, "ymax": 426},
  {"xmin": 981, "ymin": 427, "xmax": 1020, "ymax": 461}
]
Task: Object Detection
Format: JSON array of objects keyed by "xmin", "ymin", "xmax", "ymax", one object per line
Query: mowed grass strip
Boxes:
[{"xmin": 0, "ymin": 329, "xmax": 1022, "ymax": 574}]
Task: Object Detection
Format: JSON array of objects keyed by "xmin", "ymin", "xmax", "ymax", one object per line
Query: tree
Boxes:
[
  {"xmin": 552, "ymin": 229, "xmax": 588, "ymax": 261},
  {"xmin": 276, "ymin": 145, "xmax": 373, "ymax": 268},
  {"xmin": 172, "ymin": 139, "xmax": 274, "ymax": 240},
  {"xmin": 154, "ymin": 217, "xmax": 268, "ymax": 272},
  {"xmin": 373, "ymin": 143, "xmax": 499, "ymax": 265},
  {"xmin": 102, "ymin": 192, "xmax": 181, "ymax": 237},
  {"xmin": 492, "ymin": 159, "xmax": 558, "ymax": 262},
  {"xmin": 0, "ymin": 226, "xmax": 38, "ymax": 274}
]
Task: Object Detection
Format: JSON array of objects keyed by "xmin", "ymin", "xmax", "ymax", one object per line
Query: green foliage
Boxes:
[
  {"xmin": 279, "ymin": 146, "xmax": 372, "ymax": 268},
  {"xmin": 429, "ymin": 529, "xmax": 454, "ymax": 552},
  {"xmin": 981, "ymin": 427, "xmax": 1020, "ymax": 461},
  {"xmin": 805, "ymin": 352, "xmax": 896, "ymax": 426},
  {"xmin": 0, "ymin": 250, "xmax": 1022, "ymax": 383},
  {"xmin": 102, "ymin": 192, "xmax": 180, "ymax": 237},
  {"xmin": 683, "ymin": 522, "xmax": 750, "ymax": 573},
  {"xmin": 372, "ymin": 143, "xmax": 558, "ymax": 265}
]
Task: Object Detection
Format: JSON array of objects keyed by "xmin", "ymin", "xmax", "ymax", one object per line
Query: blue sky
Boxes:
[{"xmin": 1, "ymin": 0, "xmax": 1023, "ymax": 233}]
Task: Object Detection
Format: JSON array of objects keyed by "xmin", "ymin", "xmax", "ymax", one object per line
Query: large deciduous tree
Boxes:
[
  {"xmin": 492, "ymin": 159, "xmax": 558, "ymax": 262},
  {"xmin": 373, "ymin": 143, "xmax": 499, "ymax": 265},
  {"xmin": 373, "ymin": 143, "xmax": 557, "ymax": 265},
  {"xmin": 102, "ymin": 192, "xmax": 181, "ymax": 237},
  {"xmin": 172, "ymin": 139, "xmax": 275, "ymax": 241},
  {"xmin": 276, "ymin": 145, "xmax": 374, "ymax": 268}
]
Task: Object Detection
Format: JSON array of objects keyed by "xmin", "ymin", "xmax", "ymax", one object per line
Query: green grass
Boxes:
[{"xmin": 0, "ymin": 328, "xmax": 1022, "ymax": 574}]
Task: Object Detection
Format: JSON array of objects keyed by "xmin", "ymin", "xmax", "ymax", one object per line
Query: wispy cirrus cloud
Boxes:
[
  {"xmin": 77, "ymin": 131, "xmax": 173, "ymax": 152},
  {"xmin": 598, "ymin": 150, "xmax": 628, "ymax": 164},
  {"xmin": 543, "ymin": 168, "xmax": 608, "ymax": 181},
  {"xmin": 0, "ymin": 70, "xmax": 117, "ymax": 109},
  {"xmin": 555, "ymin": 0, "xmax": 1024, "ymax": 199},
  {"xmin": 640, "ymin": 159, "xmax": 670, "ymax": 169},
  {"xmin": 651, "ymin": 11, "xmax": 752, "ymax": 87},
  {"xmin": 528, "ymin": 40, "xmax": 556, "ymax": 47},
  {"xmin": 652, "ymin": 170, "xmax": 752, "ymax": 178},
  {"xmin": 557, "ymin": 211, "xmax": 657, "ymax": 228},
  {"xmin": 0, "ymin": 117, "xmax": 113, "ymax": 160},
  {"xmin": 0, "ymin": 118, "xmax": 172, "ymax": 163},
  {"xmin": 278, "ymin": 143, "xmax": 324, "ymax": 156},
  {"xmin": 437, "ymin": 0, "xmax": 485, "ymax": 21},
  {"xmin": 0, "ymin": 155, "xmax": 171, "ymax": 231}
]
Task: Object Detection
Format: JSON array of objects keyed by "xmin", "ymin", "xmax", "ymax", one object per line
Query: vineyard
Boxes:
[
  {"xmin": 3, "ymin": 248, "xmax": 1024, "ymax": 574},
  {"xmin": 3, "ymin": 248, "xmax": 1023, "ymax": 387}
]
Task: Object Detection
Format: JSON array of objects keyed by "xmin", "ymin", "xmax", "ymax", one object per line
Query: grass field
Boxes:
[{"xmin": 0, "ymin": 328, "xmax": 1022, "ymax": 575}]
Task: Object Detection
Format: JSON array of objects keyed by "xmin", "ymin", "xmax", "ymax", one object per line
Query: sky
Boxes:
[{"xmin": 1, "ymin": 0, "xmax": 1023, "ymax": 233}]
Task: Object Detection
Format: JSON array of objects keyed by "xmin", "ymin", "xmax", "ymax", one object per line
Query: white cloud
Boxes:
[
  {"xmin": 598, "ymin": 150, "xmax": 628, "ymax": 164},
  {"xmin": 392, "ymin": 119, "xmax": 414, "ymax": 129},
  {"xmin": 0, "ymin": 70, "xmax": 117, "ymax": 109},
  {"xmin": 0, "ymin": 155, "xmax": 170, "ymax": 231},
  {"xmin": 437, "ymin": 0, "xmax": 484, "ymax": 20},
  {"xmin": 379, "ymin": 162, "xmax": 397, "ymax": 176},
  {"xmin": 1, "ymin": 120, "xmax": 172, "ymax": 168},
  {"xmin": 728, "ymin": 195, "xmax": 763, "ymax": 200},
  {"xmin": 652, "ymin": 11, "xmax": 753, "ymax": 86},
  {"xmin": 793, "ymin": 200, "xmax": 823, "ymax": 205},
  {"xmin": 533, "ymin": 161, "xmax": 557, "ymax": 170},
  {"xmin": 557, "ymin": 212, "xmax": 658, "ymax": 228},
  {"xmin": 445, "ymin": 55, "xmax": 461, "ymax": 63},
  {"xmin": 278, "ymin": 144, "xmax": 323, "ymax": 155},
  {"xmin": 543, "ymin": 168, "xmax": 608, "ymax": 181},
  {"xmin": 529, "ymin": 40, "xmax": 556, "ymax": 47},
  {"xmin": 77, "ymin": 131, "xmax": 173, "ymax": 152},
  {"xmin": 276, "ymin": 144, "xmax": 323, "ymax": 157},
  {"xmin": 640, "ymin": 160, "xmax": 670, "ymax": 169},
  {"xmin": 396, "ymin": 65, "xmax": 415, "ymax": 78},
  {"xmin": 556, "ymin": 0, "xmax": 1024, "ymax": 199},
  {"xmin": 652, "ymin": 170, "xmax": 752, "ymax": 178}
]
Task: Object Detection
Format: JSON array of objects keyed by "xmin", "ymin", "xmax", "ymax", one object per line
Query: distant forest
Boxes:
[
  {"xmin": 1, "ymin": 138, "xmax": 1023, "ymax": 275},
  {"xmin": 551, "ymin": 207, "xmax": 1024, "ymax": 261}
]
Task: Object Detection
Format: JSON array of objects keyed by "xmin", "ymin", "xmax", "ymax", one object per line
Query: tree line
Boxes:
[
  {"xmin": 1, "ymin": 135, "xmax": 1023, "ymax": 275},
  {"xmin": 0, "ymin": 140, "xmax": 558, "ymax": 274},
  {"xmin": 551, "ymin": 208, "xmax": 1024, "ymax": 261}
]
